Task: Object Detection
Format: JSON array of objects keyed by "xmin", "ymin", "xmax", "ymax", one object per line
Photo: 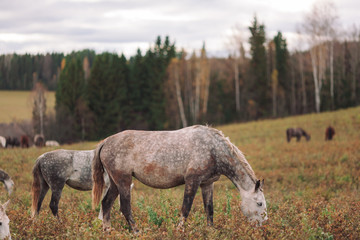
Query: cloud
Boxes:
[{"xmin": 0, "ymin": 0, "xmax": 358, "ymax": 56}]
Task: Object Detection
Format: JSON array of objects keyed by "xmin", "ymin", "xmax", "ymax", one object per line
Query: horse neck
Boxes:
[
  {"xmin": 227, "ymin": 160, "xmax": 256, "ymax": 193},
  {"xmin": 215, "ymin": 141, "xmax": 256, "ymax": 192},
  {"xmin": 299, "ymin": 129, "xmax": 307, "ymax": 136}
]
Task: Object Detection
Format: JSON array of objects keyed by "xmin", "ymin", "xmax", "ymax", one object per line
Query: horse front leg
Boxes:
[
  {"xmin": 201, "ymin": 183, "xmax": 214, "ymax": 226},
  {"xmin": 178, "ymin": 177, "xmax": 200, "ymax": 229}
]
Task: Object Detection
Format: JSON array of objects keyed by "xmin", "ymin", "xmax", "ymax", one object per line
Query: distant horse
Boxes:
[
  {"xmin": 92, "ymin": 125, "xmax": 267, "ymax": 232},
  {"xmin": 45, "ymin": 140, "xmax": 60, "ymax": 147},
  {"xmin": 31, "ymin": 149, "xmax": 113, "ymax": 219},
  {"xmin": 20, "ymin": 135, "xmax": 29, "ymax": 148},
  {"xmin": 5, "ymin": 137, "xmax": 20, "ymax": 148},
  {"xmin": 0, "ymin": 169, "xmax": 14, "ymax": 195},
  {"xmin": 5, "ymin": 137, "xmax": 11, "ymax": 148},
  {"xmin": 286, "ymin": 128, "xmax": 311, "ymax": 142},
  {"xmin": 0, "ymin": 200, "xmax": 10, "ymax": 240},
  {"xmin": 325, "ymin": 126, "xmax": 335, "ymax": 140},
  {"xmin": 0, "ymin": 136, "xmax": 5, "ymax": 148},
  {"xmin": 34, "ymin": 134, "xmax": 45, "ymax": 147}
]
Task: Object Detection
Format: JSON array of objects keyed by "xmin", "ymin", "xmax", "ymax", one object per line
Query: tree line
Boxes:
[{"xmin": 6, "ymin": 5, "xmax": 360, "ymax": 142}]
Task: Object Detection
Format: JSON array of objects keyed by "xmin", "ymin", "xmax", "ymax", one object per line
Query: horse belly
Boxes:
[
  {"xmin": 133, "ymin": 164, "xmax": 186, "ymax": 189},
  {"xmin": 66, "ymin": 169, "xmax": 93, "ymax": 191}
]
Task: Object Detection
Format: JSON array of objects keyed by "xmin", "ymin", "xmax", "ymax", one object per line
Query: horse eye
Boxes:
[
  {"xmin": 257, "ymin": 202, "xmax": 263, "ymax": 207},
  {"xmin": 0, "ymin": 222, "xmax": 2, "ymax": 225}
]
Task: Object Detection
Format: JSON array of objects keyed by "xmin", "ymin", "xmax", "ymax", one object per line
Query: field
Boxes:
[
  {"xmin": 0, "ymin": 107, "xmax": 359, "ymax": 239},
  {"xmin": 0, "ymin": 90, "xmax": 55, "ymax": 123}
]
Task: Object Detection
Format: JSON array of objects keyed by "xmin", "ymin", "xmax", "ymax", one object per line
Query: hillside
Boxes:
[
  {"xmin": 0, "ymin": 107, "xmax": 359, "ymax": 239},
  {"xmin": 0, "ymin": 90, "xmax": 56, "ymax": 123}
]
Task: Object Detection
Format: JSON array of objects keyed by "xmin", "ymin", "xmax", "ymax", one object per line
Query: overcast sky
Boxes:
[{"xmin": 0, "ymin": 0, "xmax": 359, "ymax": 58}]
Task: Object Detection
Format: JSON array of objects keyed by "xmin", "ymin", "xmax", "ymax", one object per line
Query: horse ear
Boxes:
[
  {"xmin": 261, "ymin": 179, "xmax": 264, "ymax": 188},
  {"xmin": 255, "ymin": 180, "xmax": 261, "ymax": 192}
]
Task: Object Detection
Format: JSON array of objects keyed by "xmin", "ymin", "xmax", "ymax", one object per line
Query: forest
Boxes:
[{"xmin": 1, "ymin": 11, "xmax": 360, "ymax": 143}]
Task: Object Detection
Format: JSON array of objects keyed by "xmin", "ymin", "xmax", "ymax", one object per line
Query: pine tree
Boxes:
[
  {"xmin": 147, "ymin": 36, "xmax": 176, "ymax": 129},
  {"xmin": 55, "ymin": 56, "xmax": 86, "ymax": 142},
  {"xmin": 273, "ymin": 31, "xmax": 290, "ymax": 115},
  {"xmin": 248, "ymin": 16, "xmax": 268, "ymax": 118},
  {"xmin": 127, "ymin": 49, "xmax": 150, "ymax": 129},
  {"xmin": 87, "ymin": 53, "xmax": 128, "ymax": 139}
]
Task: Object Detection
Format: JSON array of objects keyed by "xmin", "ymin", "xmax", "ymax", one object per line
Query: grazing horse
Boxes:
[
  {"xmin": 286, "ymin": 128, "xmax": 311, "ymax": 142},
  {"xmin": 20, "ymin": 135, "xmax": 30, "ymax": 148},
  {"xmin": 325, "ymin": 126, "xmax": 335, "ymax": 141},
  {"xmin": 5, "ymin": 137, "xmax": 20, "ymax": 148},
  {"xmin": 34, "ymin": 134, "xmax": 45, "ymax": 147},
  {"xmin": 0, "ymin": 200, "xmax": 10, "ymax": 240},
  {"xmin": 0, "ymin": 136, "xmax": 5, "ymax": 148},
  {"xmin": 0, "ymin": 169, "xmax": 14, "ymax": 195},
  {"xmin": 45, "ymin": 140, "xmax": 60, "ymax": 147},
  {"xmin": 92, "ymin": 125, "xmax": 267, "ymax": 232},
  {"xmin": 31, "ymin": 149, "xmax": 112, "ymax": 219}
]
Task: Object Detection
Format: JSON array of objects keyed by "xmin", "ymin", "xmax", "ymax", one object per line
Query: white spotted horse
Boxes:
[{"xmin": 92, "ymin": 125, "xmax": 267, "ymax": 232}]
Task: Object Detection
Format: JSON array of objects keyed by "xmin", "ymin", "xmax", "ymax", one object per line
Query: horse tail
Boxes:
[
  {"xmin": 92, "ymin": 140, "xmax": 106, "ymax": 209},
  {"xmin": 31, "ymin": 160, "xmax": 43, "ymax": 218}
]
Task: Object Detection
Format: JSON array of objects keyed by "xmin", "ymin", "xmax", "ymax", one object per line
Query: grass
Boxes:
[
  {"xmin": 0, "ymin": 107, "xmax": 359, "ymax": 239},
  {"xmin": 0, "ymin": 90, "xmax": 55, "ymax": 123}
]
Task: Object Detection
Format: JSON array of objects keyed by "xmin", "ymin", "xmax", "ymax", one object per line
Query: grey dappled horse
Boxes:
[
  {"xmin": 92, "ymin": 125, "xmax": 267, "ymax": 232},
  {"xmin": 0, "ymin": 169, "xmax": 14, "ymax": 195},
  {"xmin": 31, "ymin": 149, "xmax": 111, "ymax": 219},
  {"xmin": 0, "ymin": 200, "xmax": 10, "ymax": 240}
]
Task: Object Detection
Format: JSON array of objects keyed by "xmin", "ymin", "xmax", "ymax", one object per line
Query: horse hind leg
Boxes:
[
  {"xmin": 36, "ymin": 181, "xmax": 50, "ymax": 216},
  {"xmin": 114, "ymin": 174, "xmax": 138, "ymax": 232},
  {"xmin": 49, "ymin": 183, "xmax": 65, "ymax": 218},
  {"xmin": 201, "ymin": 183, "xmax": 214, "ymax": 226},
  {"xmin": 100, "ymin": 179, "xmax": 119, "ymax": 230}
]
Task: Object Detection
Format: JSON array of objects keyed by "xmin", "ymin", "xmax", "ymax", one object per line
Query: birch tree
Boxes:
[
  {"xmin": 169, "ymin": 58, "xmax": 187, "ymax": 127},
  {"xmin": 295, "ymin": 30, "xmax": 307, "ymax": 113},
  {"xmin": 32, "ymin": 82, "xmax": 47, "ymax": 136},
  {"xmin": 302, "ymin": 0, "xmax": 338, "ymax": 113},
  {"xmin": 349, "ymin": 24, "xmax": 360, "ymax": 104},
  {"xmin": 226, "ymin": 24, "xmax": 246, "ymax": 114}
]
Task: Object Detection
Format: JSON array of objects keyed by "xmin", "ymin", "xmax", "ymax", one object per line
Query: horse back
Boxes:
[{"xmin": 101, "ymin": 126, "xmax": 218, "ymax": 188}]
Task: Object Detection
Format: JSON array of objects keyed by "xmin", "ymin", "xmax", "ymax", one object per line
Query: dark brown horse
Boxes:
[
  {"xmin": 286, "ymin": 128, "xmax": 311, "ymax": 142},
  {"xmin": 5, "ymin": 137, "xmax": 20, "ymax": 148},
  {"xmin": 92, "ymin": 125, "xmax": 267, "ymax": 232},
  {"xmin": 20, "ymin": 135, "xmax": 29, "ymax": 148},
  {"xmin": 325, "ymin": 126, "xmax": 335, "ymax": 140}
]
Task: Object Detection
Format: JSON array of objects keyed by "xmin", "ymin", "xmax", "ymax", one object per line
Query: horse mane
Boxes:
[{"xmin": 205, "ymin": 126, "xmax": 257, "ymax": 184}]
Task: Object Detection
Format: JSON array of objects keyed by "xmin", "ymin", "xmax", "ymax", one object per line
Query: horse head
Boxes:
[
  {"xmin": 4, "ymin": 179, "xmax": 14, "ymax": 196},
  {"xmin": 0, "ymin": 200, "xmax": 10, "ymax": 240},
  {"xmin": 240, "ymin": 179, "xmax": 268, "ymax": 226}
]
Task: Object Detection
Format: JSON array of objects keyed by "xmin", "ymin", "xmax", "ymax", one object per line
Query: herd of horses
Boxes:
[
  {"xmin": 286, "ymin": 126, "xmax": 335, "ymax": 142},
  {"xmin": 0, "ymin": 124, "xmax": 337, "ymax": 238},
  {"xmin": 0, "ymin": 134, "xmax": 59, "ymax": 149}
]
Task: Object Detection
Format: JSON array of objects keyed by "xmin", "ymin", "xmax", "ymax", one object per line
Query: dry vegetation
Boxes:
[
  {"xmin": 0, "ymin": 90, "xmax": 55, "ymax": 123},
  {"xmin": 0, "ymin": 107, "xmax": 359, "ymax": 239}
]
